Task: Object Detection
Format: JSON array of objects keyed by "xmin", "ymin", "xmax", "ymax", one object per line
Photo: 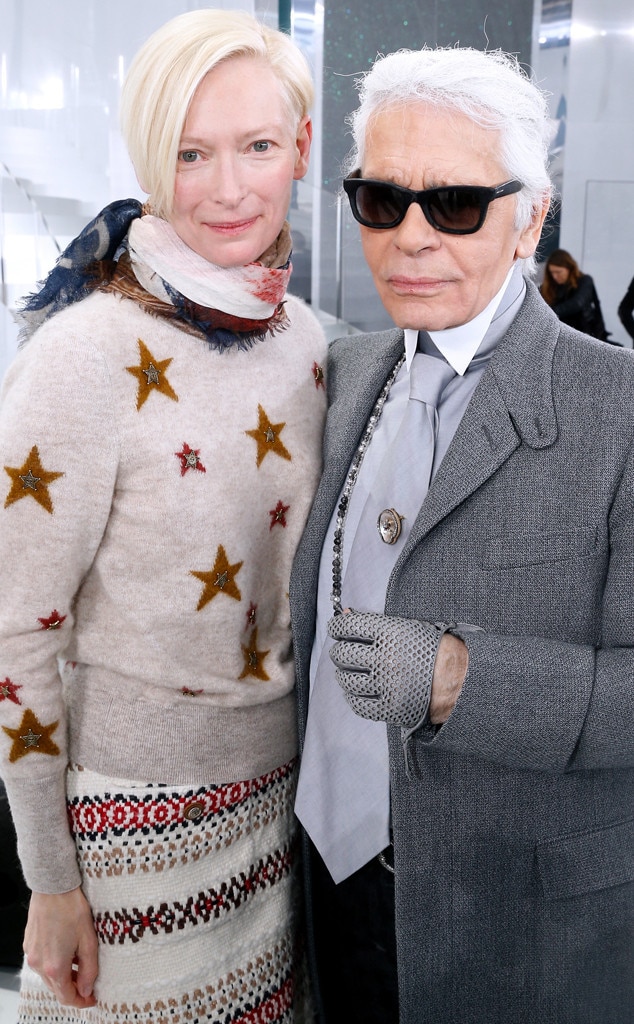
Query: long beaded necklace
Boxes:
[{"xmin": 331, "ymin": 352, "xmax": 406, "ymax": 615}]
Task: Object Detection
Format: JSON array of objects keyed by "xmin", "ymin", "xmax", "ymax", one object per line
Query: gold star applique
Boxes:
[
  {"xmin": 126, "ymin": 339, "xmax": 179, "ymax": 411},
  {"xmin": 190, "ymin": 545, "xmax": 243, "ymax": 611},
  {"xmin": 245, "ymin": 405, "xmax": 291, "ymax": 468},
  {"xmin": 238, "ymin": 628, "xmax": 270, "ymax": 681},
  {"xmin": 312, "ymin": 361, "xmax": 325, "ymax": 389},
  {"xmin": 37, "ymin": 609, "xmax": 67, "ymax": 630},
  {"xmin": 269, "ymin": 499, "xmax": 290, "ymax": 530},
  {"xmin": 2, "ymin": 707, "xmax": 61, "ymax": 763},
  {"xmin": 4, "ymin": 445, "xmax": 64, "ymax": 514},
  {"xmin": 0, "ymin": 678, "xmax": 22, "ymax": 705}
]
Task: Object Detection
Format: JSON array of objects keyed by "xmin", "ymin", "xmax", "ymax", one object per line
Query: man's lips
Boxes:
[{"xmin": 388, "ymin": 275, "xmax": 449, "ymax": 293}]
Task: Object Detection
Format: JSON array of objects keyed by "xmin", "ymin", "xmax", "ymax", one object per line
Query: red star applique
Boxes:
[
  {"xmin": 4, "ymin": 445, "xmax": 64, "ymax": 514},
  {"xmin": 175, "ymin": 443, "xmax": 206, "ymax": 476},
  {"xmin": 245, "ymin": 602, "xmax": 258, "ymax": 628},
  {"xmin": 126, "ymin": 339, "xmax": 179, "ymax": 411},
  {"xmin": 0, "ymin": 678, "xmax": 22, "ymax": 705},
  {"xmin": 245, "ymin": 405, "xmax": 291, "ymax": 467},
  {"xmin": 38, "ymin": 609, "xmax": 67, "ymax": 630},
  {"xmin": 238, "ymin": 628, "xmax": 270, "ymax": 681},
  {"xmin": 2, "ymin": 707, "xmax": 61, "ymax": 763},
  {"xmin": 181, "ymin": 687, "xmax": 203, "ymax": 697},
  {"xmin": 269, "ymin": 499, "xmax": 290, "ymax": 530},
  {"xmin": 190, "ymin": 545, "xmax": 243, "ymax": 611},
  {"xmin": 312, "ymin": 361, "xmax": 325, "ymax": 389}
]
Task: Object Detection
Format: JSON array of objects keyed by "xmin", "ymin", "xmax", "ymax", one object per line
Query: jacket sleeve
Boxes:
[
  {"xmin": 430, "ymin": 437, "xmax": 634, "ymax": 775},
  {"xmin": 551, "ymin": 274, "xmax": 596, "ymax": 324}
]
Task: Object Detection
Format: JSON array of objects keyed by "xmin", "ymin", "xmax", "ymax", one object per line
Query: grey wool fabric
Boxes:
[{"xmin": 290, "ymin": 280, "xmax": 634, "ymax": 1023}]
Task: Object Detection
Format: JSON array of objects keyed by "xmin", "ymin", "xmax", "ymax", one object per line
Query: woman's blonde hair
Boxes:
[{"xmin": 120, "ymin": 9, "xmax": 313, "ymax": 218}]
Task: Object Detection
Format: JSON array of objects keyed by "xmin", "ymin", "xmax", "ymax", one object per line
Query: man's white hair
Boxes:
[{"xmin": 344, "ymin": 46, "xmax": 555, "ymax": 273}]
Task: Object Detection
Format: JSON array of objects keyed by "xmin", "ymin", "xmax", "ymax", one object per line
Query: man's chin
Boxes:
[{"xmin": 378, "ymin": 292, "xmax": 457, "ymax": 333}]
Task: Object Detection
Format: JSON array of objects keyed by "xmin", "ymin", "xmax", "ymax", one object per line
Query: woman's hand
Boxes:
[{"xmin": 23, "ymin": 887, "xmax": 99, "ymax": 1008}]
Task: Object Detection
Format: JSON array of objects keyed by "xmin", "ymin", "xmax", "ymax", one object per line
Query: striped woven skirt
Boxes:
[{"xmin": 17, "ymin": 758, "xmax": 312, "ymax": 1024}]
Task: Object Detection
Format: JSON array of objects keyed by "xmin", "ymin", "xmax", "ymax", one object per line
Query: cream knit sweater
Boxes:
[{"xmin": 0, "ymin": 288, "xmax": 327, "ymax": 893}]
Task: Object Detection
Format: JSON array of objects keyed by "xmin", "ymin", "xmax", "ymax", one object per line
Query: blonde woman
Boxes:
[{"xmin": 0, "ymin": 9, "xmax": 327, "ymax": 1022}]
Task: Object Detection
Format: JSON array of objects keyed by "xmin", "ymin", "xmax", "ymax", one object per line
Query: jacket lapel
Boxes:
[
  {"xmin": 292, "ymin": 283, "xmax": 561, "ymax": 681},
  {"xmin": 409, "ymin": 281, "xmax": 560, "ymax": 543},
  {"xmin": 290, "ymin": 328, "xmax": 404, "ymax": 695}
]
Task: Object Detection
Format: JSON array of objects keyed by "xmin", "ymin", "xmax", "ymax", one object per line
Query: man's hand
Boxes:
[
  {"xmin": 23, "ymin": 887, "xmax": 99, "ymax": 1008},
  {"xmin": 328, "ymin": 610, "xmax": 462, "ymax": 731}
]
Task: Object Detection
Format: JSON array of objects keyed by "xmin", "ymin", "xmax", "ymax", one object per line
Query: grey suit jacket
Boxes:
[{"xmin": 290, "ymin": 281, "xmax": 634, "ymax": 1023}]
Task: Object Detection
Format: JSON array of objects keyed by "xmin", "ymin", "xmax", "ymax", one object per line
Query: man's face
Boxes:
[{"xmin": 356, "ymin": 101, "xmax": 547, "ymax": 330}]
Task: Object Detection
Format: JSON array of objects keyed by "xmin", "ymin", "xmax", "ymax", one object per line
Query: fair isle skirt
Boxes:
[{"xmin": 17, "ymin": 759, "xmax": 312, "ymax": 1024}]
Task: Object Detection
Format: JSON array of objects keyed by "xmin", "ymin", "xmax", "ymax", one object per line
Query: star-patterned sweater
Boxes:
[{"xmin": 0, "ymin": 288, "xmax": 327, "ymax": 893}]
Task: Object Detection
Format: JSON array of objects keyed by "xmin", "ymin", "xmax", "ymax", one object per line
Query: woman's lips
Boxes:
[{"xmin": 204, "ymin": 218, "xmax": 257, "ymax": 235}]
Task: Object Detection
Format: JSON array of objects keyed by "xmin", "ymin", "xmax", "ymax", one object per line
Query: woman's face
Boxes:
[
  {"xmin": 168, "ymin": 55, "xmax": 311, "ymax": 267},
  {"xmin": 548, "ymin": 263, "xmax": 570, "ymax": 285}
]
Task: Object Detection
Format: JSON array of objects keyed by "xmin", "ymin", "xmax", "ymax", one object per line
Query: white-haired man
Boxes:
[{"xmin": 292, "ymin": 44, "xmax": 634, "ymax": 1024}]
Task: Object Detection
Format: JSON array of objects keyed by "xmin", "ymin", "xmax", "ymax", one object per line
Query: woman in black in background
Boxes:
[{"xmin": 540, "ymin": 247, "xmax": 611, "ymax": 341}]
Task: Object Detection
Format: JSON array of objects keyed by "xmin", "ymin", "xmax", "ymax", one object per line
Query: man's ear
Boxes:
[
  {"xmin": 293, "ymin": 115, "xmax": 313, "ymax": 180},
  {"xmin": 515, "ymin": 195, "xmax": 550, "ymax": 260}
]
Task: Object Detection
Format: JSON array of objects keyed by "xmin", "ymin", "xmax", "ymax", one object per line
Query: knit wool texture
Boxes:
[{"xmin": 0, "ymin": 288, "xmax": 327, "ymax": 892}]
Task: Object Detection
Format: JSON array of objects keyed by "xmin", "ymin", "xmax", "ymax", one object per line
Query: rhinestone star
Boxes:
[
  {"xmin": 245, "ymin": 405, "xmax": 291, "ymax": 467},
  {"xmin": 190, "ymin": 545, "xmax": 242, "ymax": 610},
  {"xmin": 2, "ymin": 708, "xmax": 61, "ymax": 763},
  {"xmin": 126, "ymin": 339, "xmax": 178, "ymax": 410},
  {"xmin": 4, "ymin": 446, "xmax": 64, "ymax": 513}
]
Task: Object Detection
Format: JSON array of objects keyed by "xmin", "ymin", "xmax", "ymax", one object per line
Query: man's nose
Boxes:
[{"xmin": 392, "ymin": 201, "xmax": 442, "ymax": 254}]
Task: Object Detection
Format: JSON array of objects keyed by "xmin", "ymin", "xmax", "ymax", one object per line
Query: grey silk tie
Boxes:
[{"xmin": 295, "ymin": 350, "xmax": 456, "ymax": 882}]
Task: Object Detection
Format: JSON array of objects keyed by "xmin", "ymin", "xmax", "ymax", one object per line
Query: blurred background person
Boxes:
[
  {"xmin": 617, "ymin": 275, "xmax": 634, "ymax": 342},
  {"xmin": 0, "ymin": 9, "xmax": 327, "ymax": 1023},
  {"xmin": 540, "ymin": 247, "xmax": 612, "ymax": 341}
]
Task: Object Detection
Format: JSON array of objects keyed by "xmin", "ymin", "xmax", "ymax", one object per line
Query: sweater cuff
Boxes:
[{"xmin": 3, "ymin": 771, "xmax": 81, "ymax": 893}]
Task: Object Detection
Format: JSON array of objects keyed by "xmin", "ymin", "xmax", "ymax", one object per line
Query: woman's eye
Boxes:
[
  {"xmin": 179, "ymin": 150, "xmax": 199, "ymax": 164},
  {"xmin": 252, "ymin": 140, "xmax": 271, "ymax": 153}
]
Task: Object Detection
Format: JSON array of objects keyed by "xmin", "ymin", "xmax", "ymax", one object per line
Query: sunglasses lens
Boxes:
[
  {"xmin": 345, "ymin": 178, "xmax": 511, "ymax": 233},
  {"xmin": 354, "ymin": 183, "xmax": 405, "ymax": 226},
  {"xmin": 429, "ymin": 188, "xmax": 485, "ymax": 232}
]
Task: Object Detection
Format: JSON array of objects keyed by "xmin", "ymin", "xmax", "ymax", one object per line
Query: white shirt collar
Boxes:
[{"xmin": 404, "ymin": 263, "xmax": 517, "ymax": 375}]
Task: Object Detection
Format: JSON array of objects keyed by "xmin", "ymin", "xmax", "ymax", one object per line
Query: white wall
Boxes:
[
  {"xmin": 0, "ymin": 0, "xmax": 260, "ymax": 378},
  {"xmin": 556, "ymin": 0, "xmax": 634, "ymax": 344},
  {"xmin": 1, "ymin": 0, "xmax": 634, "ymax": 377}
]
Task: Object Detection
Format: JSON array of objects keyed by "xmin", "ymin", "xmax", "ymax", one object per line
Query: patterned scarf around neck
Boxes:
[{"xmin": 15, "ymin": 199, "xmax": 293, "ymax": 351}]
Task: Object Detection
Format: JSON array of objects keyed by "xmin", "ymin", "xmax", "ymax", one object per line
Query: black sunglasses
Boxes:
[{"xmin": 342, "ymin": 173, "xmax": 523, "ymax": 234}]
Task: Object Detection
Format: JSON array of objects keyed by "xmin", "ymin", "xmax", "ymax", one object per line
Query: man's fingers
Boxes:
[
  {"xmin": 330, "ymin": 639, "xmax": 375, "ymax": 673},
  {"xmin": 327, "ymin": 611, "xmax": 378, "ymax": 643},
  {"xmin": 336, "ymin": 668, "xmax": 379, "ymax": 699}
]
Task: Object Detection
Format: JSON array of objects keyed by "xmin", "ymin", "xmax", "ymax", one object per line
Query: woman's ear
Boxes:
[{"xmin": 293, "ymin": 115, "xmax": 313, "ymax": 180}]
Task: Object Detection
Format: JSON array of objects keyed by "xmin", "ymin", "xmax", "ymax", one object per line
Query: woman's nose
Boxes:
[{"xmin": 206, "ymin": 154, "xmax": 247, "ymax": 207}]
